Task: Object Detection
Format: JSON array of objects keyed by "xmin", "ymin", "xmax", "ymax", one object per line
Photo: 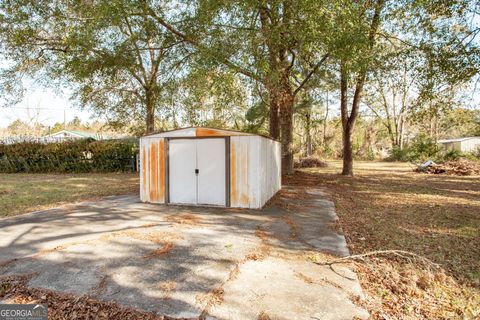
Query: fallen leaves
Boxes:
[
  {"xmin": 355, "ymin": 259, "xmax": 480, "ymax": 320},
  {"xmin": 246, "ymin": 227, "xmax": 271, "ymax": 261},
  {"xmin": 286, "ymin": 163, "xmax": 480, "ymax": 320},
  {"xmin": 197, "ymin": 287, "xmax": 225, "ymax": 319},
  {"xmin": 143, "ymin": 242, "xmax": 174, "ymax": 259},
  {"xmin": 257, "ymin": 311, "xmax": 272, "ymax": 320},
  {"xmin": 166, "ymin": 212, "xmax": 201, "ymax": 225},
  {"xmin": 159, "ymin": 281, "xmax": 177, "ymax": 299},
  {"xmin": 0, "ymin": 278, "xmax": 183, "ymax": 320}
]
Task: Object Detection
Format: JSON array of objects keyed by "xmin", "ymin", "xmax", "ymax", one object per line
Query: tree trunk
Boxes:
[
  {"xmin": 269, "ymin": 92, "xmax": 280, "ymax": 139},
  {"xmin": 340, "ymin": 0, "xmax": 384, "ymax": 176},
  {"xmin": 398, "ymin": 115, "xmax": 405, "ymax": 149},
  {"xmin": 145, "ymin": 90, "xmax": 155, "ymax": 134},
  {"xmin": 305, "ymin": 112, "xmax": 312, "ymax": 156},
  {"xmin": 340, "ymin": 70, "xmax": 354, "ymax": 176},
  {"xmin": 278, "ymin": 86, "xmax": 295, "ymax": 175},
  {"xmin": 323, "ymin": 90, "xmax": 329, "ymax": 144}
]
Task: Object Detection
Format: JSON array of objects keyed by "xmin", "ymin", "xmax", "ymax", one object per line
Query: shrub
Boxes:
[
  {"xmin": 442, "ymin": 149, "xmax": 462, "ymax": 161},
  {"xmin": 0, "ymin": 139, "xmax": 138, "ymax": 173},
  {"xmin": 387, "ymin": 135, "xmax": 440, "ymax": 162}
]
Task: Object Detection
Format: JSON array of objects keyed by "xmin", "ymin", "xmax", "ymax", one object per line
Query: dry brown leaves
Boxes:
[
  {"xmin": 281, "ymin": 215, "xmax": 298, "ymax": 239},
  {"xmin": 355, "ymin": 258, "xmax": 480, "ymax": 320},
  {"xmin": 159, "ymin": 281, "xmax": 177, "ymax": 299},
  {"xmin": 267, "ymin": 188, "xmax": 312, "ymax": 212},
  {"xmin": 143, "ymin": 242, "xmax": 175, "ymax": 259},
  {"xmin": 285, "ymin": 168, "xmax": 480, "ymax": 320},
  {"xmin": 197, "ymin": 287, "xmax": 225, "ymax": 319},
  {"xmin": 246, "ymin": 227, "xmax": 271, "ymax": 261},
  {"xmin": 0, "ymin": 278, "xmax": 185, "ymax": 320},
  {"xmin": 101, "ymin": 230, "xmax": 181, "ymax": 260},
  {"xmin": 166, "ymin": 213, "xmax": 201, "ymax": 225},
  {"xmin": 257, "ymin": 311, "xmax": 272, "ymax": 320}
]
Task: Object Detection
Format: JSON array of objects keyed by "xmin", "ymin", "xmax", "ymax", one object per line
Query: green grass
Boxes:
[{"xmin": 0, "ymin": 173, "xmax": 139, "ymax": 217}]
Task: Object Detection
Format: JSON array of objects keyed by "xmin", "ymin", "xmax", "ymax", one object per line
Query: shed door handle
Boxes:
[{"xmin": 195, "ymin": 169, "xmax": 199, "ymax": 174}]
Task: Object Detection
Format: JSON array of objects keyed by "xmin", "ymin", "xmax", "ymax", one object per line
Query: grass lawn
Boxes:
[
  {"xmin": 0, "ymin": 173, "xmax": 139, "ymax": 217},
  {"xmin": 286, "ymin": 161, "xmax": 480, "ymax": 319}
]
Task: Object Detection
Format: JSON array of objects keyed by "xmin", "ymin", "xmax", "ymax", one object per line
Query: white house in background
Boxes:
[
  {"xmin": 44, "ymin": 130, "xmax": 107, "ymax": 142},
  {"xmin": 438, "ymin": 137, "xmax": 480, "ymax": 152}
]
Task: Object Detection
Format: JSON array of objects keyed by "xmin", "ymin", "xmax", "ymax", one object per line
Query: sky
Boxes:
[{"xmin": 1, "ymin": 87, "xmax": 94, "ymax": 128}]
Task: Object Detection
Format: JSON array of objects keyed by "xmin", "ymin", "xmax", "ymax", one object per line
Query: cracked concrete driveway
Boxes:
[{"xmin": 0, "ymin": 187, "xmax": 368, "ymax": 320}]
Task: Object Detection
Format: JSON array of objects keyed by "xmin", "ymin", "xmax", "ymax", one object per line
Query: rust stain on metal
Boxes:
[
  {"xmin": 230, "ymin": 140, "xmax": 237, "ymax": 205},
  {"xmin": 195, "ymin": 128, "xmax": 223, "ymax": 136},
  {"xmin": 142, "ymin": 144, "xmax": 147, "ymax": 199},
  {"xmin": 240, "ymin": 145, "xmax": 249, "ymax": 206},
  {"xmin": 149, "ymin": 141, "xmax": 158, "ymax": 201},
  {"xmin": 158, "ymin": 139, "xmax": 165, "ymax": 202}
]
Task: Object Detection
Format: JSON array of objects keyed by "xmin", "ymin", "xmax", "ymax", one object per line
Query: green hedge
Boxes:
[{"xmin": 0, "ymin": 139, "xmax": 138, "ymax": 173}]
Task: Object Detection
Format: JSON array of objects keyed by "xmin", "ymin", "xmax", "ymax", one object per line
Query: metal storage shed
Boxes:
[
  {"xmin": 438, "ymin": 137, "xmax": 480, "ymax": 152},
  {"xmin": 139, "ymin": 127, "xmax": 281, "ymax": 209}
]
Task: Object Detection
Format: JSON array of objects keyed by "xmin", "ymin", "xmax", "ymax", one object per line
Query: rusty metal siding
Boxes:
[
  {"xmin": 139, "ymin": 137, "xmax": 166, "ymax": 204},
  {"xmin": 230, "ymin": 136, "xmax": 250, "ymax": 208},
  {"xmin": 230, "ymin": 136, "xmax": 280, "ymax": 209},
  {"xmin": 257, "ymin": 137, "xmax": 281, "ymax": 207},
  {"xmin": 248, "ymin": 136, "xmax": 261, "ymax": 208},
  {"xmin": 140, "ymin": 139, "xmax": 148, "ymax": 202},
  {"xmin": 141, "ymin": 128, "xmax": 280, "ymax": 209}
]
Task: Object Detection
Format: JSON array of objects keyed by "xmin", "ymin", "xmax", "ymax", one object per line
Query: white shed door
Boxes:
[
  {"xmin": 197, "ymin": 139, "xmax": 226, "ymax": 206},
  {"xmin": 168, "ymin": 138, "xmax": 226, "ymax": 206},
  {"xmin": 169, "ymin": 139, "xmax": 197, "ymax": 204}
]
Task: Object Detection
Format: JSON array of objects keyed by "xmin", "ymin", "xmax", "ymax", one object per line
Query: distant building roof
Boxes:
[
  {"xmin": 438, "ymin": 136, "xmax": 480, "ymax": 143},
  {"xmin": 46, "ymin": 130, "xmax": 100, "ymax": 139}
]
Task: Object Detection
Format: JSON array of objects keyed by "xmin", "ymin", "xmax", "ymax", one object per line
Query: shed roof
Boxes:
[
  {"xmin": 438, "ymin": 136, "xmax": 480, "ymax": 143},
  {"xmin": 141, "ymin": 127, "xmax": 275, "ymax": 140}
]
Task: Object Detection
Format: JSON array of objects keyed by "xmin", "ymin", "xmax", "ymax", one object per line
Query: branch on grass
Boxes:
[{"xmin": 314, "ymin": 250, "xmax": 441, "ymax": 268}]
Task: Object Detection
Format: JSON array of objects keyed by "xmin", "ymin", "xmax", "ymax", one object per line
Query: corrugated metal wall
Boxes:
[
  {"xmin": 460, "ymin": 138, "xmax": 480, "ymax": 152},
  {"xmin": 230, "ymin": 136, "xmax": 281, "ymax": 208},
  {"xmin": 140, "ymin": 137, "xmax": 165, "ymax": 203},
  {"xmin": 140, "ymin": 131, "xmax": 281, "ymax": 208}
]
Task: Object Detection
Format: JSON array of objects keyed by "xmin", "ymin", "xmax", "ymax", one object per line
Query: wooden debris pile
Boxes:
[
  {"xmin": 294, "ymin": 156, "xmax": 328, "ymax": 168},
  {"xmin": 417, "ymin": 159, "xmax": 480, "ymax": 176}
]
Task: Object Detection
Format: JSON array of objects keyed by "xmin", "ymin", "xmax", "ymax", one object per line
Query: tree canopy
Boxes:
[{"xmin": 0, "ymin": 0, "xmax": 478, "ymax": 174}]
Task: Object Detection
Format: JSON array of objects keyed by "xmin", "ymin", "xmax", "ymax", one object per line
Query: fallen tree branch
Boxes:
[{"xmin": 314, "ymin": 250, "xmax": 441, "ymax": 269}]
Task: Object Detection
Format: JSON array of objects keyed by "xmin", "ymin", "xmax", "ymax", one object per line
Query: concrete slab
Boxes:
[
  {"xmin": 209, "ymin": 257, "xmax": 368, "ymax": 320},
  {"xmin": 0, "ymin": 187, "xmax": 368, "ymax": 319}
]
